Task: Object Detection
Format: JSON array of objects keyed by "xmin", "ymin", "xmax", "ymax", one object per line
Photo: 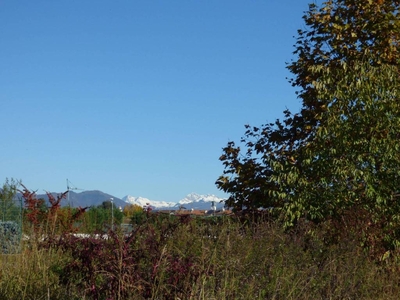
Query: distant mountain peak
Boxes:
[
  {"xmin": 26, "ymin": 190, "xmax": 227, "ymax": 211},
  {"xmin": 122, "ymin": 195, "xmax": 176, "ymax": 209},
  {"xmin": 178, "ymin": 193, "xmax": 224, "ymax": 204},
  {"xmin": 122, "ymin": 193, "xmax": 226, "ymax": 210}
]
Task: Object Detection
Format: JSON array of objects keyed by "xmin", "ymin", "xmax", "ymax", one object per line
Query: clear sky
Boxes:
[{"xmin": 1, "ymin": 0, "xmax": 317, "ymax": 202}]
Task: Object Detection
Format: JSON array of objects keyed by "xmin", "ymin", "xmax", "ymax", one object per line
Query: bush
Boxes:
[{"xmin": 0, "ymin": 221, "xmax": 21, "ymax": 254}]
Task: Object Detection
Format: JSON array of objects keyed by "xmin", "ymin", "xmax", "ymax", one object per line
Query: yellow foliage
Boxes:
[{"xmin": 123, "ymin": 204, "xmax": 143, "ymax": 217}]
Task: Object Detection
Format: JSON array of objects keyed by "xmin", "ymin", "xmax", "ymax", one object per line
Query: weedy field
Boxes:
[{"xmin": 2, "ymin": 213, "xmax": 400, "ymax": 300}]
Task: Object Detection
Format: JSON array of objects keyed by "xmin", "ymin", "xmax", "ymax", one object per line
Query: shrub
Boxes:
[{"xmin": 0, "ymin": 221, "xmax": 21, "ymax": 254}]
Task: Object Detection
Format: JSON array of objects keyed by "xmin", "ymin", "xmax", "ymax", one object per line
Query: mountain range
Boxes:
[
  {"xmin": 123, "ymin": 193, "xmax": 226, "ymax": 210},
  {"xmin": 34, "ymin": 191, "xmax": 226, "ymax": 211}
]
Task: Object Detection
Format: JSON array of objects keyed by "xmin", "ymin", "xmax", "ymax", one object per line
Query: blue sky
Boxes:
[{"xmin": 1, "ymin": 0, "xmax": 317, "ymax": 202}]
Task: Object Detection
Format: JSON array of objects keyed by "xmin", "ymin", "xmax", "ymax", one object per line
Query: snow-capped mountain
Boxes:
[
  {"xmin": 122, "ymin": 193, "xmax": 226, "ymax": 210},
  {"xmin": 122, "ymin": 195, "xmax": 176, "ymax": 209},
  {"xmin": 175, "ymin": 193, "xmax": 226, "ymax": 210}
]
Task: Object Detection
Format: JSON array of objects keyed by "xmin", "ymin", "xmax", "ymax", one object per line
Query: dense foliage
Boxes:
[
  {"xmin": 3, "ymin": 178, "xmax": 400, "ymax": 298},
  {"xmin": 217, "ymin": 0, "xmax": 400, "ymax": 250},
  {"xmin": 82, "ymin": 201, "xmax": 124, "ymax": 232},
  {"xmin": 0, "ymin": 179, "xmax": 21, "ymax": 223},
  {"xmin": 0, "ymin": 221, "xmax": 20, "ymax": 254},
  {"xmin": 3, "ymin": 213, "xmax": 400, "ymax": 299}
]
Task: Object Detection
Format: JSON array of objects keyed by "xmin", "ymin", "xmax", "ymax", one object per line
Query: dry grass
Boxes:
[{"xmin": 1, "ymin": 215, "xmax": 400, "ymax": 299}]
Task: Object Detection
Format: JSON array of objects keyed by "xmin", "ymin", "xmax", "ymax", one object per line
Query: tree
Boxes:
[
  {"xmin": 83, "ymin": 206, "xmax": 109, "ymax": 232},
  {"xmin": 82, "ymin": 201, "xmax": 123, "ymax": 232},
  {"xmin": 217, "ymin": 0, "xmax": 400, "ymax": 249},
  {"xmin": 0, "ymin": 179, "xmax": 22, "ymax": 254},
  {"xmin": 123, "ymin": 204, "xmax": 143, "ymax": 218},
  {"xmin": 0, "ymin": 178, "xmax": 20, "ymax": 222},
  {"xmin": 100, "ymin": 200, "xmax": 123, "ymax": 225}
]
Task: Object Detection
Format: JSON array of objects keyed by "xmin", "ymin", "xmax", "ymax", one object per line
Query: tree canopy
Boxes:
[
  {"xmin": 0, "ymin": 178, "xmax": 20, "ymax": 222},
  {"xmin": 217, "ymin": 0, "xmax": 400, "ymax": 240}
]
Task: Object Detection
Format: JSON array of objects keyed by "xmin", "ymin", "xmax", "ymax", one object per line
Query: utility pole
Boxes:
[{"xmin": 110, "ymin": 198, "xmax": 114, "ymax": 231}]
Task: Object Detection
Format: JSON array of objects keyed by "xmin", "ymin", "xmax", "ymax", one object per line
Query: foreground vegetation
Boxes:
[
  {"xmin": 1, "ymin": 181, "xmax": 400, "ymax": 299},
  {"xmin": 1, "ymin": 212, "xmax": 400, "ymax": 299}
]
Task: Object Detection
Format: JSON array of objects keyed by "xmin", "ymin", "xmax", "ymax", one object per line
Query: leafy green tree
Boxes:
[
  {"xmin": 82, "ymin": 206, "xmax": 108, "ymax": 232},
  {"xmin": 82, "ymin": 202, "xmax": 123, "ymax": 232},
  {"xmin": 130, "ymin": 209, "xmax": 147, "ymax": 226},
  {"xmin": 101, "ymin": 200, "xmax": 113, "ymax": 210},
  {"xmin": 101, "ymin": 200, "xmax": 123, "ymax": 225},
  {"xmin": 217, "ymin": 0, "xmax": 400, "ymax": 249},
  {"xmin": 0, "ymin": 178, "xmax": 21, "ymax": 222}
]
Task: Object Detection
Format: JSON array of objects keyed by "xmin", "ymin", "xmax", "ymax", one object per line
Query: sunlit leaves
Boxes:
[{"xmin": 217, "ymin": 0, "xmax": 400, "ymax": 243}]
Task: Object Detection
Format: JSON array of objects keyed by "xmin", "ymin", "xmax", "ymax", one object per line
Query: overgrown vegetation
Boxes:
[
  {"xmin": 1, "ymin": 181, "xmax": 400, "ymax": 299},
  {"xmin": 3, "ymin": 209, "xmax": 400, "ymax": 299}
]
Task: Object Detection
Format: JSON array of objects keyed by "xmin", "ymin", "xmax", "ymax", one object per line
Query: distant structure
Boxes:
[
  {"xmin": 211, "ymin": 201, "xmax": 216, "ymax": 214},
  {"xmin": 66, "ymin": 179, "xmax": 84, "ymax": 207}
]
